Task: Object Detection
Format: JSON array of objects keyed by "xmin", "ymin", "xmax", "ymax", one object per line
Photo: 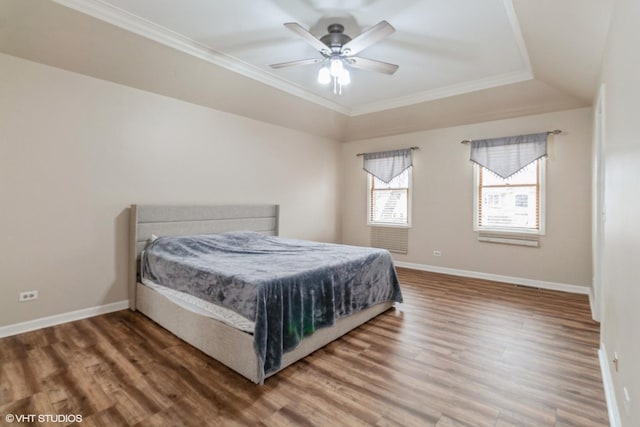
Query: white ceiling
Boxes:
[
  {"xmin": 0, "ymin": 0, "xmax": 613, "ymax": 140},
  {"xmin": 52, "ymin": 0, "xmax": 534, "ymax": 116}
]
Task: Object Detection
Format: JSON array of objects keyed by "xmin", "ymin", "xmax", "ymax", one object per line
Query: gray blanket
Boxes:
[{"xmin": 142, "ymin": 231, "xmax": 402, "ymax": 381}]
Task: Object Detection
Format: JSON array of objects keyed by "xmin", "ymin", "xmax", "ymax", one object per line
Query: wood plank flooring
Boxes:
[{"xmin": 0, "ymin": 268, "xmax": 608, "ymax": 426}]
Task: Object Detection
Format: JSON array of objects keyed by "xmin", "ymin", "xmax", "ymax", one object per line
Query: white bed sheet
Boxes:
[{"xmin": 140, "ymin": 278, "xmax": 255, "ymax": 333}]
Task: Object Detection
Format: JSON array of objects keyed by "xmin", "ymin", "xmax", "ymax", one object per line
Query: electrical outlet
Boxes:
[
  {"xmin": 433, "ymin": 250, "xmax": 442, "ymax": 257},
  {"xmin": 19, "ymin": 290, "xmax": 38, "ymax": 302}
]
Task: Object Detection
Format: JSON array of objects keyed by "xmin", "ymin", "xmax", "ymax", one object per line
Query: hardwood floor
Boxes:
[{"xmin": 0, "ymin": 268, "xmax": 608, "ymax": 426}]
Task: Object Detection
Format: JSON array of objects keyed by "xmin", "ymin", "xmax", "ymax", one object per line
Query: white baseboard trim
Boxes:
[
  {"xmin": 599, "ymin": 343, "xmax": 621, "ymax": 427},
  {"xmin": 0, "ymin": 300, "xmax": 129, "ymax": 339},
  {"xmin": 589, "ymin": 289, "xmax": 601, "ymax": 322},
  {"xmin": 394, "ymin": 261, "xmax": 590, "ymax": 295}
]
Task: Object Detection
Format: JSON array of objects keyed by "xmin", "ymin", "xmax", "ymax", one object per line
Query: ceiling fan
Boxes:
[{"xmin": 270, "ymin": 21, "xmax": 399, "ymax": 94}]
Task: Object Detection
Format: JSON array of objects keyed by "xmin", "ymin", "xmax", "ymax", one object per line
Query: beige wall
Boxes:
[
  {"xmin": 342, "ymin": 108, "xmax": 593, "ymax": 288},
  {"xmin": 0, "ymin": 53, "xmax": 341, "ymax": 327},
  {"xmin": 598, "ymin": 0, "xmax": 640, "ymax": 423}
]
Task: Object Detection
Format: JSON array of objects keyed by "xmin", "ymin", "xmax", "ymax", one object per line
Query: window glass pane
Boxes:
[
  {"xmin": 369, "ymin": 167, "xmax": 411, "ymax": 226},
  {"xmin": 371, "ymin": 189, "xmax": 408, "ymax": 224},
  {"xmin": 475, "ymin": 159, "xmax": 544, "ymax": 233},
  {"xmin": 480, "ymin": 186, "xmax": 537, "ymax": 229}
]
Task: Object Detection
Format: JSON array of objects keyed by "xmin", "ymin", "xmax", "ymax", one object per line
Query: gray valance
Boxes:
[
  {"xmin": 363, "ymin": 148, "xmax": 412, "ymax": 183},
  {"xmin": 470, "ymin": 132, "xmax": 547, "ymax": 178}
]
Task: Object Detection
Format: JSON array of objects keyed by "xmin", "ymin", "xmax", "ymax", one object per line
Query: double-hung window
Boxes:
[
  {"xmin": 368, "ymin": 167, "xmax": 412, "ymax": 227},
  {"xmin": 470, "ymin": 131, "xmax": 548, "ymax": 245},
  {"xmin": 474, "ymin": 158, "xmax": 545, "ymax": 236}
]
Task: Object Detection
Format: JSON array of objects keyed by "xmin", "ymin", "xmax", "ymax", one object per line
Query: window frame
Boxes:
[
  {"xmin": 367, "ymin": 167, "xmax": 412, "ymax": 228},
  {"xmin": 473, "ymin": 158, "xmax": 546, "ymax": 236}
]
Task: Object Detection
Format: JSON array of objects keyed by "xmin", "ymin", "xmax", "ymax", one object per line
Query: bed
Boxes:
[{"xmin": 129, "ymin": 204, "xmax": 402, "ymax": 383}]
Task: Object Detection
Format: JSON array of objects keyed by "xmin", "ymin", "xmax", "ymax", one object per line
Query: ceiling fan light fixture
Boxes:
[
  {"xmin": 330, "ymin": 57, "xmax": 344, "ymax": 77},
  {"xmin": 338, "ymin": 68, "xmax": 351, "ymax": 86},
  {"xmin": 317, "ymin": 66, "xmax": 331, "ymax": 84},
  {"xmin": 273, "ymin": 21, "xmax": 398, "ymax": 95}
]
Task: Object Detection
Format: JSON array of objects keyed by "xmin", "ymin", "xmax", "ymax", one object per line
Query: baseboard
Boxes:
[
  {"xmin": 589, "ymin": 289, "xmax": 601, "ymax": 322},
  {"xmin": 394, "ymin": 261, "xmax": 590, "ymax": 295},
  {"xmin": 0, "ymin": 300, "xmax": 129, "ymax": 338},
  {"xmin": 599, "ymin": 343, "xmax": 622, "ymax": 427}
]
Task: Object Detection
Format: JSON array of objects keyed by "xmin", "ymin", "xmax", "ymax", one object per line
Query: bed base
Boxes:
[
  {"xmin": 129, "ymin": 204, "xmax": 396, "ymax": 384},
  {"xmin": 137, "ymin": 282, "xmax": 393, "ymax": 383}
]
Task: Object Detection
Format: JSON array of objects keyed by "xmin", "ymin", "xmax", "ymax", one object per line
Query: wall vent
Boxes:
[{"xmin": 370, "ymin": 226, "xmax": 408, "ymax": 254}]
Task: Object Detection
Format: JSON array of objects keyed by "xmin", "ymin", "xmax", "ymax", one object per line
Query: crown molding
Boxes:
[
  {"xmin": 502, "ymin": 0, "xmax": 534, "ymax": 75},
  {"xmin": 349, "ymin": 0, "xmax": 535, "ymax": 116},
  {"xmin": 349, "ymin": 69, "xmax": 534, "ymax": 116},
  {"xmin": 52, "ymin": 0, "xmax": 534, "ymax": 118}
]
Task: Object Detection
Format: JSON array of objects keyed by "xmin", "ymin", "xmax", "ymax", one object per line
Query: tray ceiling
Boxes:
[
  {"xmin": 1, "ymin": 0, "xmax": 613, "ymax": 140},
  {"xmin": 52, "ymin": 0, "xmax": 534, "ymax": 116}
]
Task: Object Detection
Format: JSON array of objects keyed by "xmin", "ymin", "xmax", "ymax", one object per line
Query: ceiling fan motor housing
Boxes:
[{"xmin": 320, "ymin": 24, "xmax": 352, "ymax": 53}]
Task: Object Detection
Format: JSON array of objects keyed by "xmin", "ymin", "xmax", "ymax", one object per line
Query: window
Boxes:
[
  {"xmin": 474, "ymin": 159, "xmax": 545, "ymax": 234},
  {"xmin": 368, "ymin": 167, "xmax": 411, "ymax": 226}
]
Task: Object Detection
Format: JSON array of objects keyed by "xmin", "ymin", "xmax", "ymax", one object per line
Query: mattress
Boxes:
[
  {"xmin": 141, "ymin": 231, "xmax": 402, "ymax": 381},
  {"xmin": 140, "ymin": 278, "xmax": 255, "ymax": 333}
]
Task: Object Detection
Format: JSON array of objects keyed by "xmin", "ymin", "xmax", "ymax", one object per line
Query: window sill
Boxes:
[
  {"xmin": 368, "ymin": 223, "xmax": 411, "ymax": 229},
  {"xmin": 476, "ymin": 230, "xmax": 540, "ymax": 247}
]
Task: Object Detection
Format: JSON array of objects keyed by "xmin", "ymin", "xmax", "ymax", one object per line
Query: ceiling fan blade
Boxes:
[
  {"xmin": 270, "ymin": 58, "xmax": 324, "ymax": 69},
  {"xmin": 341, "ymin": 20, "xmax": 395, "ymax": 56},
  {"xmin": 348, "ymin": 56, "xmax": 399, "ymax": 75},
  {"xmin": 284, "ymin": 22, "xmax": 330, "ymax": 55}
]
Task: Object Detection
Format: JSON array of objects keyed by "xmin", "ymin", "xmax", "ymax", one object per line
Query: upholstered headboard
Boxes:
[{"xmin": 128, "ymin": 204, "xmax": 279, "ymax": 310}]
